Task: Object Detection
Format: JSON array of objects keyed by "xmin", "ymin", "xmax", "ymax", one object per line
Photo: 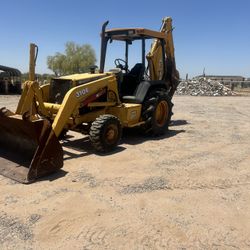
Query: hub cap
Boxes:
[
  {"xmin": 155, "ymin": 100, "xmax": 169, "ymax": 127},
  {"xmin": 105, "ymin": 124, "xmax": 118, "ymax": 144}
]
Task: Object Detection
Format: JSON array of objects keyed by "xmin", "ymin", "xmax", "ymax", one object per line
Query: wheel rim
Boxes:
[
  {"xmin": 155, "ymin": 100, "xmax": 169, "ymax": 127},
  {"xmin": 105, "ymin": 124, "xmax": 118, "ymax": 145}
]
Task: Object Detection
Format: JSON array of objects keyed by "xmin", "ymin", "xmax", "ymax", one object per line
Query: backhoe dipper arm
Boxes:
[{"xmin": 147, "ymin": 17, "xmax": 179, "ymax": 96}]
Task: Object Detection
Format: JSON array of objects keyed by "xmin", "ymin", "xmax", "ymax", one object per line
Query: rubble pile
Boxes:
[{"xmin": 176, "ymin": 78, "xmax": 237, "ymax": 96}]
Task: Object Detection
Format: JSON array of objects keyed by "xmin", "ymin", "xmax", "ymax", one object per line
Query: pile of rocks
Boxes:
[{"xmin": 176, "ymin": 78, "xmax": 237, "ymax": 96}]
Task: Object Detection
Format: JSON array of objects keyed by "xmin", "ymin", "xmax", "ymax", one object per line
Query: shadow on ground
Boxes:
[
  {"xmin": 122, "ymin": 119, "xmax": 188, "ymax": 145},
  {"xmin": 38, "ymin": 169, "xmax": 68, "ymax": 182},
  {"xmin": 170, "ymin": 119, "xmax": 189, "ymax": 126},
  {"xmin": 62, "ymin": 136, "xmax": 126, "ymax": 160},
  {"xmin": 62, "ymin": 137, "xmax": 93, "ymax": 161},
  {"xmin": 122, "ymin": 128, "xmax": 185, "ymax": 145},
  {"xmin": 61, "ymin": 119, "xmax": 188, "ymax": 159}
]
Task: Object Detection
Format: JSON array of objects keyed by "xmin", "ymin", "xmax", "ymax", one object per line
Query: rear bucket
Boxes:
[{"xmin": 0, "ymin": 113, "xmax": 63, "ymax": 183}]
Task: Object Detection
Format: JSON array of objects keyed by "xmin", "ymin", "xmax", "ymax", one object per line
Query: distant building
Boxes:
[
  {"xmin": 195, "ymin": 75, "xmax": 246, "ymax": 81},
  {"xmin": 194, "ymin": 74, "xmax": 250, "ymax": 88}
]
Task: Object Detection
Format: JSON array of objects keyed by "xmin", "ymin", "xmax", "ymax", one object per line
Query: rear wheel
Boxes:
[
  {"xmin": 142, "ymin": 89, "xmax": 173, "ymax": 135},
  {"xmin": 89, "ymin": 115, "xmax": 122, "ymax": 152}
]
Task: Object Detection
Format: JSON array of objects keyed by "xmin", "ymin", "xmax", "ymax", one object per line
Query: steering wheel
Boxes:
[{"xmin": 114, "ymin": 58, "xmax": 128, "ymax": 71}]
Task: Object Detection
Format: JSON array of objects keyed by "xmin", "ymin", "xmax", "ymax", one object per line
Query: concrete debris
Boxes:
[{"xmin": 177, "ymin": 78, "xmax": 237, "ymax": 96}]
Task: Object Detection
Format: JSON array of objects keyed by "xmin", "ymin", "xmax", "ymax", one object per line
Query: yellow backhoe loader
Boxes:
[{"xmin": 0, "ymin": 17, "xmax": 179, "ymax": 183}]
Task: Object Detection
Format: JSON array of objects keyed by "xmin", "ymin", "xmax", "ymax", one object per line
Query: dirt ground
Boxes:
[{"xmin": 0, "ymin": 95, "xmax": 250, "ymax": 249}]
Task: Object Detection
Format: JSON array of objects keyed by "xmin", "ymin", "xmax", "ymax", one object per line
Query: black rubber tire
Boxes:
[
  {"xmin": 89, "ymin": 114, "xmax": 122, "ymax": 152},
  {"xmin": 141, "ymin": 89, "xmax": 173, "ymax": 135}
]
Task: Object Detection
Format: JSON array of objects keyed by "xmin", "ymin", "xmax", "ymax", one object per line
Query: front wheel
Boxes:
[
  {"xmin": 142, "ymin": 89, "xmax": 173, "ymax": 135},
  {"xmin": 89, "ymin": 115, "xmax": 122, "ymax": 152}
]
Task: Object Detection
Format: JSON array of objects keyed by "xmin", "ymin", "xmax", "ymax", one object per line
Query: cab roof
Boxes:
[{"xmin": 104, "ymin": 28, "xmax": 166, "ymax": 41}]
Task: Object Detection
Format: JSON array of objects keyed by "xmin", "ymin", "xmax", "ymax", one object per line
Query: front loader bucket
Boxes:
[{"xmin": 0, "ymin": 112, "xmax": 63, "ymax": 183}]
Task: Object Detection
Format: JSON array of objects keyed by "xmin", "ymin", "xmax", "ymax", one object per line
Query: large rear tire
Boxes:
[
  {"xmin": 142, "ymin": 89, "xmax": 173, "ymax": 135},
  {"xmin": 89, "ymin": 115, "xmax": 122, "ymax": 152}
]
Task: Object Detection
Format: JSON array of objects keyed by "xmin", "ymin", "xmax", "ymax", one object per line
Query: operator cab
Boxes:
[{"xmin": 100, "ymin": 24, "xmax": 168, "ymax": 103}]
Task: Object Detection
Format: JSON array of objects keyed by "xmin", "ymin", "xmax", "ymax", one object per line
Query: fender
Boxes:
[{"xmin": 122, "ymin": 80, "xmax": 167, "ymax": 104}]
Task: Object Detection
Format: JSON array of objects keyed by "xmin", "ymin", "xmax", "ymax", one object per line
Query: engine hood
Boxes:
[{"xmin": 55, "ymin": 72, "xmax": 108, "ymax": 82}]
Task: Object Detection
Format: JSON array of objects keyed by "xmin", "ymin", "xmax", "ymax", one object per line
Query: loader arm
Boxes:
[
  {"xmin": 16, "ymin": 74, "xmax": 118, "ymax": 138},
  {"xmin": 16, "ymin": 81, "xmax": 49, "ymax": 117},
  {"xmin": 51, "ymin": 75, "xmax": 118, "ymax": 137}
]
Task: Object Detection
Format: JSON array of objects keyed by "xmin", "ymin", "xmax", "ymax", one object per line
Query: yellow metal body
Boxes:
[
  {"xmin": 16, "ymin": 73, "xmax": 142, "ymax": 137},
  {"xmin": 15, "ymin": 18, "xmax": 178, "ymax": 139},
  {"xmin": 146, "ymin": 17, "xmax": 178, "ymax": 81},
  {"xmin": 0, "ymin": 17, "xmax": 179, "ymax": 183},
  {"xmin": 0, "ymin": 43, "xmax": 64, "ymax": 183},
  {"xmin": 29, "ymin": 43, "xmax": 38, "ymax": 81}
]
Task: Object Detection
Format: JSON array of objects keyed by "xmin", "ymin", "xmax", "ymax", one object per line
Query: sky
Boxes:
[{"xmin": 1, "ymin": 0, "xmax": 250, "ymax": 78}]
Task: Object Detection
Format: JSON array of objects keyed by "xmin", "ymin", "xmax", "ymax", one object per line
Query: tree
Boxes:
[
  {"xmin": 47, "ymin": 42, "xmax": 96, "ymax": 76},
  {"xmin": 47, "ymin": 53, "xmax": 66, "ymax": 76}
]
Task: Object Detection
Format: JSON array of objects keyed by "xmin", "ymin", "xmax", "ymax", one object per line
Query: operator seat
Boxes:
[
  {"xmin": 129, "ymin": 63, "xmax": 145, "ymax": 82},
  {"xmin": 121, "ymin": 63, "xmax": 145, "ymax": 96}
]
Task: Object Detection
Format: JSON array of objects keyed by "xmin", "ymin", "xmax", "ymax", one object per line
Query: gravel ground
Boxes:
[{"xmin": 0, "ymin": 94, "xmax": 250, "ymax": 249}]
